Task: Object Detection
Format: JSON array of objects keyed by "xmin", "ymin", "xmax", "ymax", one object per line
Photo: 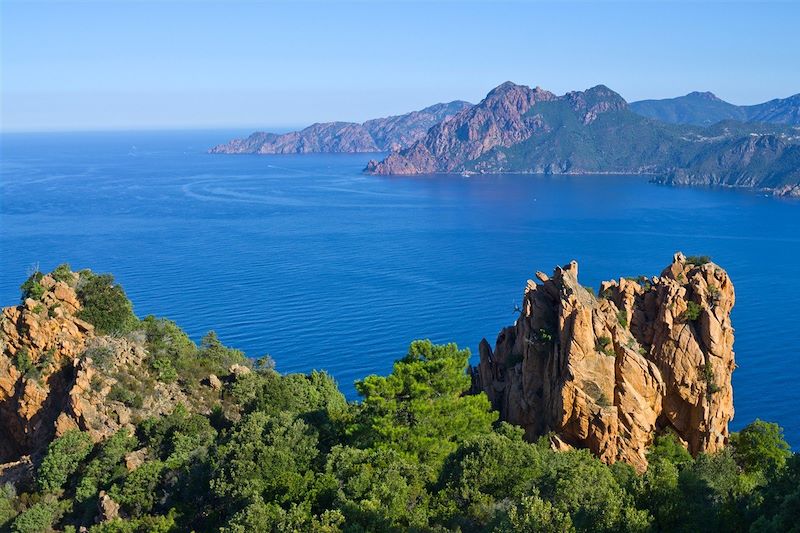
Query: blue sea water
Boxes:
[{"xmin": 1, "ymin": 130, "xmax": 799, "ymax": 446}]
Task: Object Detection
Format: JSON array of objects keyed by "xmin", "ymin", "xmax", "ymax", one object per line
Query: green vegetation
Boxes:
[
  {"xmin": 76, "ymin": 271, "xmax": 139, "ymax": 335},
  {"xmin": 19, "ymin": 271, "xmax": 45, "ymax": 302},
  {"xmin": 685, "ymin": 255, "xmax": 712, "ymax": 267},
  {"xmin": 1, "ymin": 288, "xmax": 797, "ymax": 531},
  {"xmin": 617, "ymin": 309, "xmax": 629, "ymax": 328},
  {"xmin": 681, "ymin": 301, "xmax": 703, "ymax": 322},
  {"xmin": 13, "ymin": 348, "xmax": 33, "ymax": 377},
  {"xmin": 37, "ymin": 430, "xmax": 94, "ymax": 493},
  {"xmin": 596, "ymin": 336, "xmax": 615, "ymax": 357},
  {"xmin": 51, "ymin": 263, "xmax": 75, "ymax": 284},
  {"xmin": 703, "ymin": 361, "xmax": 722, "ymax": 395},
  {"xmin": 536, "ymin": 328, "xmax": 554, "ymax": 344}
]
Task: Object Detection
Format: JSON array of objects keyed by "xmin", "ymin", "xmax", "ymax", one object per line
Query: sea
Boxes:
[{"xmin": 1, "ymin": 130, "xmax": 798, "ymax": 446}]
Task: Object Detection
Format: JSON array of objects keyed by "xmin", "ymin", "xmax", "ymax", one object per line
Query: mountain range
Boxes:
[
  {"xmin": 209, "ymin": 101, "xmax": 471, "ymax": 154},
  {"xmin": 210, "ymin": 83, "xmax": 800, "ymax": 196},
  {"xmin": 365, "ymin": 82, "xmax": 800, "ymax": 196},
  {"xmin": 630, "ymin": 91, "xmax": 800, "ymax": 126}
]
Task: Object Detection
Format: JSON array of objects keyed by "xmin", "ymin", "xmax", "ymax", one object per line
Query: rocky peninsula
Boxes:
[{"xmin": 209, "ymin": 101, "xmax": 471, "ymax": 154}]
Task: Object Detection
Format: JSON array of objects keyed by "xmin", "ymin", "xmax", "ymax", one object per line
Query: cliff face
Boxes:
[
  {"xmin": 362, "ymin": 101, "xmax": 473, "ymax": 152},
  {"xmin": 365, "ymin": 82, "xmax": 649, "ymax": 175},
  {"xmin": 0, "ymin": 273, "xmax": 188, "ymax": 465},
  {"xmin": 473, "ymin": 253, "xmax": 735, "ymax": 471},
  {"xmin": 209, "ymin": 101, "xmax": 472, "ymax": 154},
  {"xmin": 367, "ymin": 82, "xmax": 558, "ymax": 174}
]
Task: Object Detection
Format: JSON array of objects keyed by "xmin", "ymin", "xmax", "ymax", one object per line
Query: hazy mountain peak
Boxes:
[{"xmin": 686, "ymin": 91, "xmax": 722, "ymax": 101}]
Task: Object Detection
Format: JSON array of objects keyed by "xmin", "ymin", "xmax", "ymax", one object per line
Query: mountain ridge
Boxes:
[
  {"xmin": 630, "ymin": 91, "xmax": 800, "ymax": 126},
  {"xmin": 366, "ymin": 81, "xmax": 800, "ymax": 196},
  {"xmin": 209, "ymin": 100, "xmax": 471, "ymax": 154}
]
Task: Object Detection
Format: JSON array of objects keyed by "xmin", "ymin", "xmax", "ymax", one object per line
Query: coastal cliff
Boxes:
[{"xmin": 473, "ymin": 253, "xmax": 735, "ymax": 472}]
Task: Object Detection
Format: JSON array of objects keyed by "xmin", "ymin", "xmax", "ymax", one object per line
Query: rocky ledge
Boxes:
[
  {"xmin": 472, "ymin": 253, "xmax": 735, "ymax": 472},
  {"xmin": 0, "ymin": 268, "xmax": 245, "ymax": 477}
]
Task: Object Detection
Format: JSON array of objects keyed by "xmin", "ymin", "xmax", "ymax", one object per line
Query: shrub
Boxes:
[
  {"xmin": 109, "ymin": 384, "xmax": 144, "ymax": 409},
  {"xmin": 537, "ymin": 328, "xmax": 554, "ymax": 344},
  {"xmin": 11, "ymin": 500, "xmax": 63, "ymax": 533},
  {"xmin": 76, "ymin": 272, "xmax": 138, "ymax": 335},
  {"xmin": 109, "ymin": 461, "xmax": 165, "ymax": 517},
  {"xmin": 497, "ymin": 492, "xmax": 575, "ymax": 533},
  {"xmin": 730, "ymin": 420, "xmax": 791, "ymax": 475},
  {"xmin": 13, "ymin": 348, "xmax": 33, "ymax": 376},
  {"xmin": 680, "ymin": 302, "xmax": 702, "ymax": 322},
  {"xmin": 19, "ymin": 272, "xmax": 45, "ymax": 302},
  {"xmin": 595, "ymin": 336, "xmax": 615, "ymax": 357},
  {"xmin": 702, "ymin": 362, "xmax": 721, "ymax": 395},
  {"xmin": 707, "ymin": 284, "xmax": 721, "ymax": 303},
  {"xmin": 37, "ymin": 430, "xmax": 94, "ymax": 493},
  {"xmin": 617, "ymin": 309, "xmax": 628, "ymax": 328},
  {"xmin": 83, "ymin": 344, "xmax": 116, "ymax": 371},
  {"xmin": 685, "ymin": 255, "xmax": 712, "ymax": 267},
  {"xmin": 0, "ymin": 483, "xmax": 17, "ymax": 530},
  {"xmin": 51, "ymin": 263, "xmax": 74, "ymax": 284}
]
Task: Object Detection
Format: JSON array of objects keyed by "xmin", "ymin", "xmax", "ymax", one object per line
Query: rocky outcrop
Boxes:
[
  {"xmin": 0, "ymin": 273, "xmax": 188, "ymax": 465},
  {"xmin": 472, "ymin": 253, "xmax": 735, "ymax": 471},
  {"xmin": 209, "ymin": 101, "xmax": 472, "ymax": 154},
  {"xmin": 0, "ymin": 274, "xmax": 94, "ymax": 462}
]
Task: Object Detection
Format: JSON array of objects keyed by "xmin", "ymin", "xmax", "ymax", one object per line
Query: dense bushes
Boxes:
[
  {"xmin": 37, "ymin": 430, "xmax": 94, "ymax": 493},
  {"xmin": 19, "ymin": 271, "xmax": 45, "ymax": 302},
  {"xmin": 76, "ymin": 271, "xmax": 139, "ymax": 335},
  {"xmin": 2, "ymin": 330, "xmax": 797, "ymax": 532}
]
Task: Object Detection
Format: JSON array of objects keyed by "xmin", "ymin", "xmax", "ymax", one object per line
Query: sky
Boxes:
[{"xmin": 1, "ymin": 0, "xmax": 799, "ymax": 132}]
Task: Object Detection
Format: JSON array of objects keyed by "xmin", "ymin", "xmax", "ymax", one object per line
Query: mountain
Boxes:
[
  {"xmin": 630, "ymin": 91, "xmax": 748, "ymax": 126},
  {"xmin": 630, "ymin": 91, "xmax": 800, "ymax": 126},
  {"xmin": 209, "ymin": 100, "xmax": 472, "ymax": 154},
  {"xmin": 366, "ymin": 81, "xmax": 800, "ymax": 196},
  {"xmin": 473, "ymin": 253, "xmax": 735, "ymax": 472},
  {"xmin": 746, "ymin": 93, "xmax": 800, "ymax": 125}
]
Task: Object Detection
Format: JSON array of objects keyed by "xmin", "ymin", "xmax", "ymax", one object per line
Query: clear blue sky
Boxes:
[{"xmin": 2, "ymin": 0, "xmax": 798, "ymax": 132}]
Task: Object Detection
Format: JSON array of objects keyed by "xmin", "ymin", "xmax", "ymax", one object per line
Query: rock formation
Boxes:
[
  {"xmin": 0, "ymin": 272, "xmax": 189, "ymax": 466},
  {"xmin": 472, "ymin": 253, "xmax": 735, "ymax": 471},
  {"xmin": 209, "ymin": 101, "xmax": 472, "ymax": 154}
]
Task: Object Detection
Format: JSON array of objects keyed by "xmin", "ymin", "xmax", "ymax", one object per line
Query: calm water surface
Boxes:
[{"xmin": 1, "ymin": 131, "xmax": 799, "ymax": 445}]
